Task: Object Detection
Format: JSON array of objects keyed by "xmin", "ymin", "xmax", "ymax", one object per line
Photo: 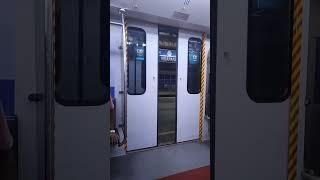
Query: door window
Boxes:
[
  {"xmin": 55, "ymin": 0, "xmax": 108, "ymax": 106},
  {"xmin": 127, "ymin": 27, "xmax": 147, "ymax": 95},
  {"xmin": 187, "ymin": 38, "xmax": 202, "ymax": 94},
  {"xmin": 247, "ymin": 0, "xmax": 293, "ymax": 102}
]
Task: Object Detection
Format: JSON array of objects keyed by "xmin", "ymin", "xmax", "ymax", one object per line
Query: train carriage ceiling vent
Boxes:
[
  {"xmin": 172, "ymin": 0, "xmax": 191, "ymax": 21},
  {"xmin": 172, "ymin": 11, "xmax": 190, "ymax": 21},
  {"xmin": 184, "ymin": 0, "xmax": 191, "ymax": 6}
]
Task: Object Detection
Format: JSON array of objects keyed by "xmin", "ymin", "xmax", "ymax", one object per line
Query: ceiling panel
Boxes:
[{"xmin": 110, "ymin": 0, "xmax": 210, "ymax": 29}]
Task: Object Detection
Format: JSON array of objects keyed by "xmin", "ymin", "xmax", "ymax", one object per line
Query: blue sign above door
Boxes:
[{"xmin": 159, "ymin": 49, "xmax": 177, "ymax": 63}]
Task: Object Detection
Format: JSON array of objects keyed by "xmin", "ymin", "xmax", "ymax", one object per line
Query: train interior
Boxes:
[
  {"xmin": 4, "ymin": 0, "xmax": 320, "ymax": 180},
  {"xmin": 109, "ymin": 1, "xmax": 211, "ymax": 179}
]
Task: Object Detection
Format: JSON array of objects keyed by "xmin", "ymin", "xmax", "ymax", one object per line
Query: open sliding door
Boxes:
[{"xmin": 126, "ymin": 21, "xmax": 158, "ymax": 151}]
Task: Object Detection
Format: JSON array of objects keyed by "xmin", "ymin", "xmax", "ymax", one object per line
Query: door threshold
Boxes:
[
  {"xmin": 127, "ymin": 139, "xmax": 201, "ymax": 154},
  {"xmin": 158, "ymin": 131, "xmax": 176, "ymax": 136}
]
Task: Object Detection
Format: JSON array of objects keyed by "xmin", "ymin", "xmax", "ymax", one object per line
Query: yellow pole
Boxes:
[
  {"xmin": 288, "ymin": 0, "xmax": 303, "ymax": 179},
  {"xmin": 199, "ymin": 33, "xmax": 206, "ymax": 143}
]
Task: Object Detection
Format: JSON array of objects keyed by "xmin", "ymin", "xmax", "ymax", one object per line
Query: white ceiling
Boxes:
[{"xmin": 110, "ymin": 0, "xmax": 210, "ymax": 33}]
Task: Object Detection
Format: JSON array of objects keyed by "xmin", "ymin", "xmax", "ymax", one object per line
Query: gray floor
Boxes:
[
  {"xmin": 111, "ymin": 141, "xmax": 210, "ymax": 180},
  {"xmin": 158, "ymin": 97, "xmax": 176, "ymax": 145}
]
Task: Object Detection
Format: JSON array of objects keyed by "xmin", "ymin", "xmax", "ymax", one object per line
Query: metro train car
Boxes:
[{"xmin": 8, "ymin": 0, "xmax": 320, "ymax": 180}]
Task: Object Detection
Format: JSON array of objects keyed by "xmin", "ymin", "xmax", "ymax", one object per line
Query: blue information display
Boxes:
[
  {"xmin": 188, "ymin": 52, "xmax": 200, "ymax": 65},
  {"xmin": 136, "ymin": 46, "xmax": 145, "ymax": 61},
  {"xmin": 188, "ymin": 39, "xmax": 201, "ymax": 65},
  {"xmin": 159, "ymin": 49, "xmax": 177, "ymax": 63}
]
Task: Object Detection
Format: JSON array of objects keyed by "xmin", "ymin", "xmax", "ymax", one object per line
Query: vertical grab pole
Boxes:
[
  {"xmin": 119, "ymin": 8, "xmax": 128, "ymax": 150},
  {"xmin": 199, "ymin": 32, "xmax": 206, "ymax": 143},
  {"xmin": 288, "ymin": 0, "xmax": 303, "ymax": 179}
]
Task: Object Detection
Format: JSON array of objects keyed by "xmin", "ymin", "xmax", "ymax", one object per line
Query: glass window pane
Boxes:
[
  {"xmin": 128, "ymin": 52, "xmax": 136, "ymax": 94},
  {"xmin": 250, "ymin": 0, "xmax": 287, "ymax": 9},
  {"xmin": 55, "ymin": 0, "xmax": 108, "ymax": 106},
  {"xmin": 187, "ymin": 38, "xmax": 202, "ymax": 94},
  {"xmin": 314, "ymin": 38, "xmax": 320, "ymax": 103},
  {"xmin": 247, "ymin": 0, "xmax": 292, "ymax": 103},
  {"xmin": 127, "ymin": 27, "xmax": 146, "ymax": 95},
  {"xmin": 81, "ymin": 0, "xmax": 107, "ymax": 104},
  {"xmin": 55, "ymin": 0, "xmax": 81, "ymax": 104}
]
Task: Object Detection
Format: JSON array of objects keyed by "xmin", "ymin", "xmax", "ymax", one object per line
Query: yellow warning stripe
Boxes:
[
  {"xmin": 288, "ymin": 0, "xmax": 303, "ymax": 180},
  {"xmin": 199, "ymin": 33, "xmax": 206, "ymax": 143}
]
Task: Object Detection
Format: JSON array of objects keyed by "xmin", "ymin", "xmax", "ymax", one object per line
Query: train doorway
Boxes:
[
  {"xmin": 158, "ymin": 26, "xmax": 178, "ymax": 145},
  {"xmin": 41, "ymin": 0, "xmax": 213, "ymax": 179},
  {"xmin": 109, "ymin": 1, "xmax": 212, "ymax": 178}
]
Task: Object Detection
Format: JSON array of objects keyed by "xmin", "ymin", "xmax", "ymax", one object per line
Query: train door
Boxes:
[
  {"xmin": 53, "ymin": 1, "xmax": 109, "ymax": 179},
  {"xmin": 177, "ymin": 30, "xmax": 210, "ymax": 142},
  {"xmin": 157, "ymin": 26, "xmax": 178, "ymax": 145},
  {"xmin": 304, "ymin": 38, "xmax": 320, "ymax": 178},
  {"xmin": 215, "ymin": 0, "xmax": 293, "ymax": 179},
  {"xmin": 126, "ymin": 21, "xmax": 158, "ymax": 151},
  {"xmin": 16, "ymin": 0, "xmax": 47, "ymax": 178},
  {"xmin": 304, "ymin": 0, "xmax": 320, "ymax": 176}
]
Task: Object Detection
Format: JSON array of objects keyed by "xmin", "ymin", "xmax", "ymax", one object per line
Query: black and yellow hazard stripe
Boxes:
[
  {"xmin": 199, "ymin": 33, "xmax": 206, "ymax": 143},
  {"xmin": 288, "ymin": 0, "xmax": 303, "ymax": 180}
]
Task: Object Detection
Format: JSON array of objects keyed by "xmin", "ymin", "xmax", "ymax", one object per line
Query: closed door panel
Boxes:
[
  {"xmin": 177, "ymin": 30, "xmax": 202, "ymax": 142},
  {"xmin": 54, "ymin": 0, "xmax": 109, "ymax": 179},
  {"xmin": 127, "ymin": 22, "xmax": 158, "ymax": 151},
  {"xmin": 305, "ymin": 38, "xmax": 320, "ymax": 174}
]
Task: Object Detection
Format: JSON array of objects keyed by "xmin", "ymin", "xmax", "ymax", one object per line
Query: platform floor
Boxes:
[{"xmin": 110, "ymin": 141, "xmax": 210, "ymax": 180}]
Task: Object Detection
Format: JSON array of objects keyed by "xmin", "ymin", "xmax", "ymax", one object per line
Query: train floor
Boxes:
[{"xmin": 110, "ymin": 140, "xmax": 210, "ymax": 180}]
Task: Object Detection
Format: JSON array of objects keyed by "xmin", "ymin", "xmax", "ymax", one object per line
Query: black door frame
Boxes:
[{"xmin": 210, "ymin": 0, "xmax": 218, "ymax": 179}]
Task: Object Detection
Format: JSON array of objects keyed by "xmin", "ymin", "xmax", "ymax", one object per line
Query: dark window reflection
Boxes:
[
  {"xmin": 55, "ymin": 0, "xmax": 108, "ymax": 106},
  {"xmin": 247, "ymin": 0, "xmax": 292, "ymax": 103},
  {"xmin": 314, "ymin": 39, "xmax": 320, "ymax": 103}
]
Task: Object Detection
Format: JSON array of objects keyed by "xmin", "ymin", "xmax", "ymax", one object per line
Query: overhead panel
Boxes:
[{"xmin": 110, "ymin": 0, "xmax": 210, "ymax": 32}]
